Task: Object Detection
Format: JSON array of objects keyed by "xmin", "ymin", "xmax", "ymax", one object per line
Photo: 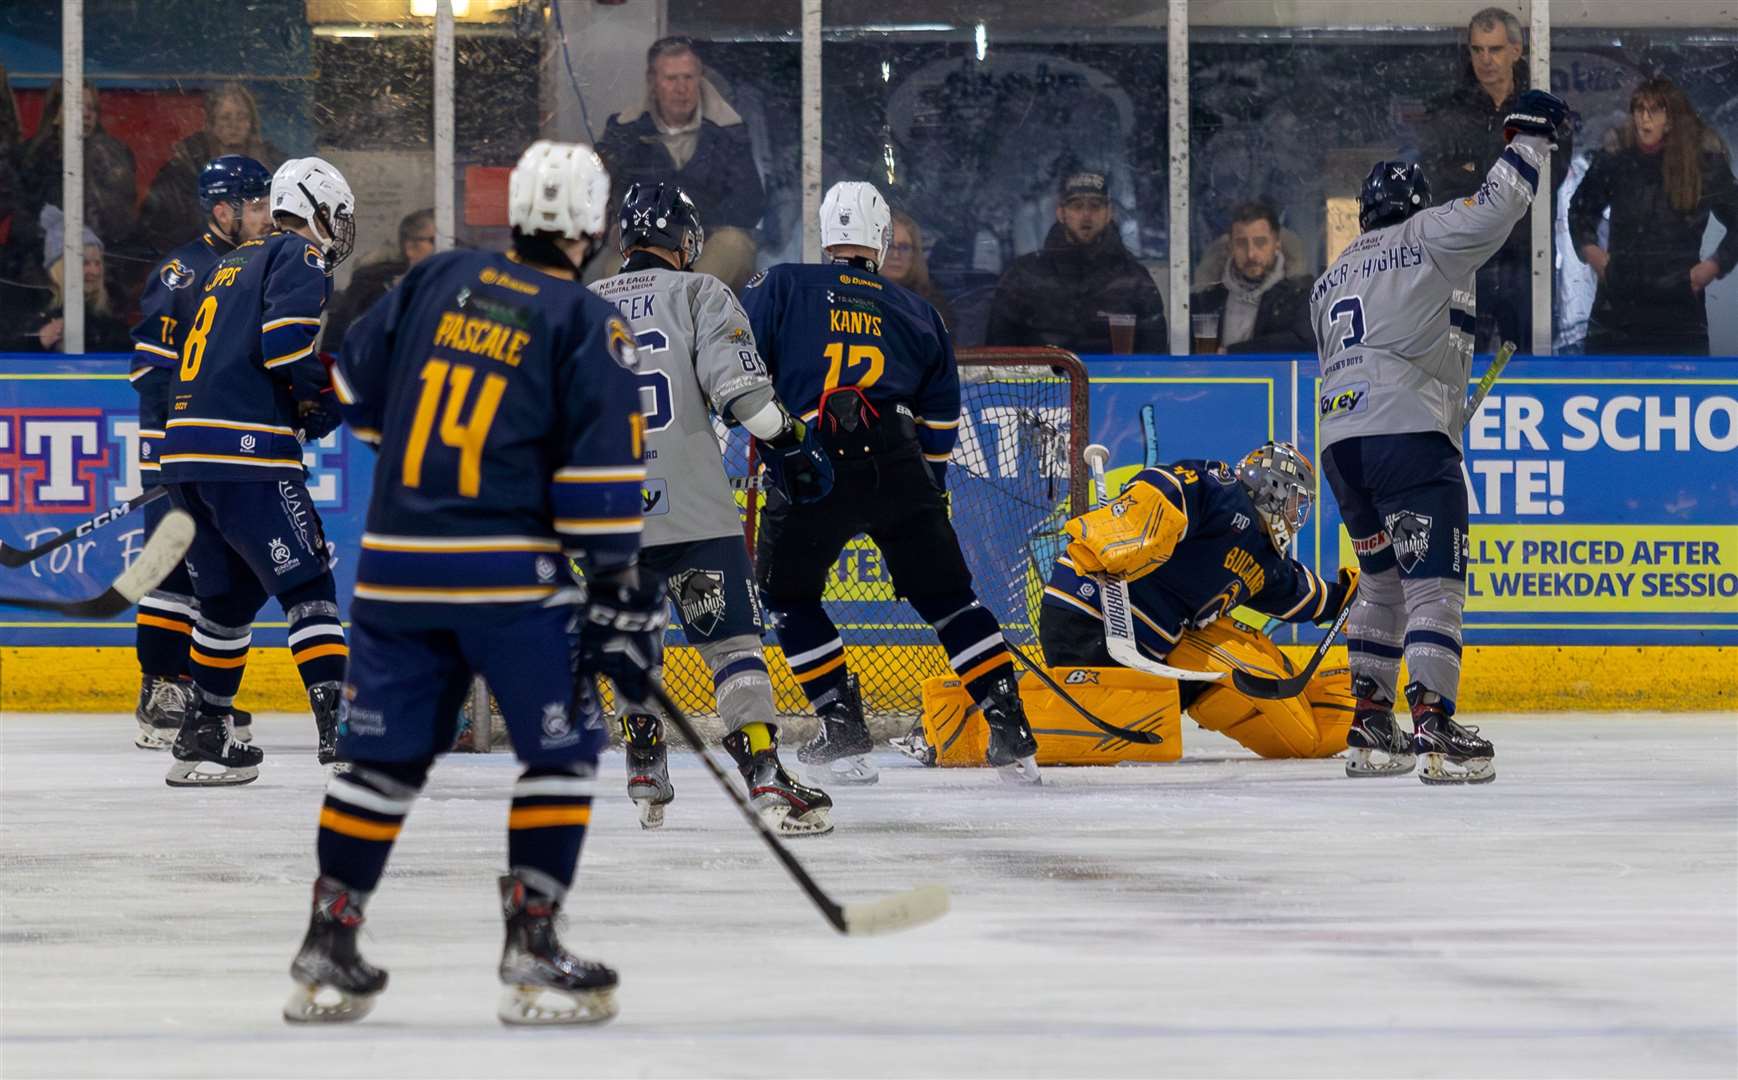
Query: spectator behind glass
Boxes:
[
  {"xmin": 882, "ymin": 210, "xmax": 956, "ymax": 329},
  {"xmin": 1416, "ymin": 6, "xmax": 1570, "ymax": 352},
  {"xmin": 322, "ymin": 208, "xmax": 436, "ymax": 355},
  {"xmin": 985, "ymin": 167, "xmax": 1167, "ymax": 355},
  {"xmin": 592, "ymin": 36, "xmax": 765, "ymax": 290},
  {"xmin": 136, "ymin": 84, "xmax": 284, "ymax": 261},
  {"xmin": 1189, "ymin": 201, "xmax": 1314, "ymax": 354},
  {"xmin": 1570, "ymin": 77, "xmax": 1738, "ymax": 356},
  {"xmin": 24, "ymin": 205, "xmax": 131, "ymax": 353},
  {"xmin": 16, "ymin": 82, "xmax": 138, "ymax": 271}
]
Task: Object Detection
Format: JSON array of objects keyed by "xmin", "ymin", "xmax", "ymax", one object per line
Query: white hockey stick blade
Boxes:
[
  {"xmin": 114, "ymin": 510, "xmax": 195, "ymax": 604},
  {"xmin": 842, "ymin": 884, "xmax": 951, "ymax": 937},
  {"xmin": 1098, "ymin": 573, "xmax": 1224, "ymax": 683},
  {"xmin": 1103, "ymin": 634, "xmax": 1225, "ymax": 683}
]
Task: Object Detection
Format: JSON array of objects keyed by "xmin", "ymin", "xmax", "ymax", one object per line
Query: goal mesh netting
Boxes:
[{"xmin": 458, "ymin": 347, "xmax": 1088, "ymax": 747}]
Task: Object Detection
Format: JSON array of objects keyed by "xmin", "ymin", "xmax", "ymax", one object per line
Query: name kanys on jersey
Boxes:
[
  {"xmin": 333, "ymin": 249, "xmax": 645, "ymax": 623},
  {"xmin": 1042, "ymin": 461, "xmax": 1335, "ymax": 658},
  {"xmin": 130, "ymin": 229, "xmax": 237, "ymax": 474},
  {"xmin": 158, "ymin": 231, "xmax": 332, "ymax": 482},
  {"xmin": 740, "ymin": 262, "xmax": 960, "ymax": 466}
]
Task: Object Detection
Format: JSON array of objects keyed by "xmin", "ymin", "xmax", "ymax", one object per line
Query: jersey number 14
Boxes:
[{"xmin": 403, "ymin": 358, "xmax": 507, "ymax": 497}]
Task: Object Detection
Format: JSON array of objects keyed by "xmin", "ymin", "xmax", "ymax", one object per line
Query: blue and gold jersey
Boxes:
[
  {"xmin": 129, "ymin": 229, "xmax": 236, "ymax": 476},
  {"xmin": 740, "ymin": 262, "xmax": 959, "ymax": 466},
  {"xmin": 1043, "ymin": 460, "xmax": 1338, "ymax": 659},
  {"xmin": 159, "ymin": 230, "xmax": 332, "ymax": 482},
  {"xmin": 333, "ymin": 250, "xmax": 644, "ymax": 624}
]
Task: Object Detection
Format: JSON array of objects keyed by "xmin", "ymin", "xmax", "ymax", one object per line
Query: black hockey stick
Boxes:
[
  {"xmin": 0, "ymin": 486, "xmax": 167, "ymax": 568},
  {"xmin": 1004, "ymin": 642, "xmax": 1163, "ymax": 744},
  {"xmin": 0, "ymin": 509, "xmax": 194, "ymax": 617},
  {"xmin": 643, "ymin": 682, "xmax": 949, "ymax": 937},
  {"xmin": 1230, "ymin": 586, "xmax": 1356, "ymax": 700}
]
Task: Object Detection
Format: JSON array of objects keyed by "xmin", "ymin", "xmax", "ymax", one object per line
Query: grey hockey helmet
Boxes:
[{"xmin": 1235, "ymin": 441, "xmax": 1315, "ymax": 554}]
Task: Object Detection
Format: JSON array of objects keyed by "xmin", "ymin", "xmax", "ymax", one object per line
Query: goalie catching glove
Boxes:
[
  {"xmin": 575, "ymin": 575, "xmax": 669, "ymax": 703},
  {"xmin": 756, "ymin": 416, "xmax": 834, "ymax": 504}
]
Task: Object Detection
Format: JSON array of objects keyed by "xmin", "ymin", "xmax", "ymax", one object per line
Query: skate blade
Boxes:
[
  {"xmin": 1419, "ymin": 753, "xmax": 1495, "ymax": 785},
  {"xmin": 134, "ymin": 728, "xmax": 174, "ymax": 751},
  {"xmin": 633, "ymin": 796, "xmax": 668, "ymax": 830},
  {"xmin": 888, "ymin": 734, "xmax": 935, "ymax": 767},
  {"xmin": 995, "ymin": 754, "xmax": 1042, "ymax": 785},
  {"xmin": 282, "ymin": 981, "xmax": 379, "ymax": 1024},
  {"xmin": 497, "ymin": 983, "xmax": 618, "ymax": 1026},
  {"xmin": 819, "ymin": 756, "xmax": 879, "ymax": 785},
  {"xmin": 758, "ymin": 801, "xmax": 834, "ymax": 837},
  {"xmin": 165, "ymin": 760, "xmax": 259, "ymax": 787},
  {"xmin": 1345, "ymin": 748, "xmax": 1417, "ymax": 778}
]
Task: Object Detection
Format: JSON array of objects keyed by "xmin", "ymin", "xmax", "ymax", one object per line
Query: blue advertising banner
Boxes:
[{"xmin": 3, "ymin": 353, "xmax": 1734, "ymax": 647}]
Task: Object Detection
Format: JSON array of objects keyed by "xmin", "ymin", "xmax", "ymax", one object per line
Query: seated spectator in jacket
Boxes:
[
  {"xmin": 985, "ymin": 168, "xmax": 1166, "ymax": 355},
  {"xmin": 883, "ymin": 210, "xmax": 956, "ymax": 328},
  {"xmin": 16, "ymin": 82, "xmax": 138, "ymax": 260},
  {"xmin": 1190, "ymin": 201, "xmax": 1314, "ymax": 354},
  {"xmin": 136, "ymin": 84, "xmax": 284, "ymax": 262},
  {"xmin": 323, "ymin": 208, "xmax": 435, "ymax": 354},
  {"xmin": 1569, "ymin": 76, "xmax": 1738, "ymax": 356},
  {"xmin": 593, "ymin": 36, "xmax": 765, "ymax": 290},
  {"xmin": 17, "ymin": 206, "xmax": 131, "ymax": 353}
]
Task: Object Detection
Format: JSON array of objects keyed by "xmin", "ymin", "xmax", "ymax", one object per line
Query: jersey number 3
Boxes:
[
  {"xmin": 403, "ymin": 358, "xmax": 507, "ymax": 497},
  {"xmin": 1328, "ymin": 296, "xmax": 1365, "ymax": 349}
]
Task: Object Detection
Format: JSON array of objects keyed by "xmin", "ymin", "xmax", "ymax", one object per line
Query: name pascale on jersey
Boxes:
[
  {"xmin": 589, "ymin": 265, "xmax": 766, "ymax": 547},
  {"xmin": 1043, "ymin": 461, "xmax": 1335, "ymax": 659},
  {"xmin": 129, "ymin": 230, "xmax": 235, "ymax": 475},
  {"xmin": 741, "ymin": 263, "xmax": 960, "ymax": 469},
  {"xmin": 159, "ymin": 231, "xmax": 332, "ymax": 482},
  {"xmin": 1310, "ymin": 135, "xmax": 1547, "ymax": 451},
  {"xmin": 334, "ymin": 250, "xmax": 645, "ymax": 625}
]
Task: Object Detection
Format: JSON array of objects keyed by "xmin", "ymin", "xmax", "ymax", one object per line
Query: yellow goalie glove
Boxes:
[{"xmin": 1062, "ymin": 476, "xmax": 1188, "ymax": 581}]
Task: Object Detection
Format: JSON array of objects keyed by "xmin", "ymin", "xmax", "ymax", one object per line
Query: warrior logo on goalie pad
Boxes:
[
  {"xmin": 1384, "ymin": 509, "xmax": 1433, "ymax": 573},
  {"xmin": 672, "ymin": 568, "xmax": 728, "ymax": 637}
]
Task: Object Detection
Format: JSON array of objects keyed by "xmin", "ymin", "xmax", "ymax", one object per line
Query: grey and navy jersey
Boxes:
[
  {"xmin": 590, "ymin": 266, "xmax": 769, "ymax": 547},
  {"xmin": 1310, "ymin": 134, "xmax": 1548, "ymax": 451}
]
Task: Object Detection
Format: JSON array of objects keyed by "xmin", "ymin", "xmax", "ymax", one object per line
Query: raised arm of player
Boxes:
[
  {"xmin": 550, "ymin": 315, "xmax": 647, "ymax": 577},
  {"xmin": 1062, "ymin": 465, "xmax": 1197, "ymax": 581}
]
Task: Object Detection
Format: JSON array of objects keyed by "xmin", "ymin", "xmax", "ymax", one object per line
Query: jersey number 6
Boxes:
[{"xmin": 632, "ymin": 329, "xmax": 676, "ymax": 433}]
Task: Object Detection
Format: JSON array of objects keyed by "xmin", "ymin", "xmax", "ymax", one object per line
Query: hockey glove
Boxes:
[
  {"xmin": 1317, "ymin": 566, "xmax": 1359, "ymax": 626},
  {"xmin": 576, "ymin": 577, "xmax": 669, "ymax": 704},
  {"xmin": 1503, "ymin": 89, "xmax": 1569, "ymax": 145},
  {"xmin": 296, "ymin": 390, "xmax": 343, "ymax": 442},
  {"xmin": 757, "ymin": 417, "xmax": 834, "ymax": 505}
]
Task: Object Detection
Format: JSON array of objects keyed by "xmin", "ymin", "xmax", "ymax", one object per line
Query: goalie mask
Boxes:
[
  {"xmin": 271, "ymin": 157, "xmax": 357, "ymax": 271},
  {"xmin": 1235, "ymin": 441, "xmax": 1315, "ymax": 554}
]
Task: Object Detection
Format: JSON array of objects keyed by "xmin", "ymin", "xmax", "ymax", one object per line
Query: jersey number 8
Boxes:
[{"xmin": 178, "ymin": 295, "xmax": 219, "ymax": 382}]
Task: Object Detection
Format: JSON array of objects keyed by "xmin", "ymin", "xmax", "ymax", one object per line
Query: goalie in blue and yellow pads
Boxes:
[{"xmin": 912, "ymin": 443, "xmax": 1357, "ymax": 765}]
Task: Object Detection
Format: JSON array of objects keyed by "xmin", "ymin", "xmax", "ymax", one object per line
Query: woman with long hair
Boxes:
[
  {"xmin": 27, "ymin": 205, "xmax": 131, "ymax": 353},
  {"xmin": 882, "ymin": 209, "xmax": 956, "ymax": 329},
  {"xmin": 1569, "ymin": 76, "xmax": 1738, "ymax": 354}
]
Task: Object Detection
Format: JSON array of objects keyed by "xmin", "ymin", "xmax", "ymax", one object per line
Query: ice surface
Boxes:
[{"xmin": 3, "ymin": 713, "xmax": 1734, "ymax": 1079}]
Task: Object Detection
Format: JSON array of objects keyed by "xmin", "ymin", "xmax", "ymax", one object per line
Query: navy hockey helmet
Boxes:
[
  {"xmin": 198, "ymin": 155, "xmax": 271, "ymax": 212},
  {"xmin": 1358, "ymin": 160, "xmax": 1431, "ymax": 233},
  {"xmin": 618, "ymin": 182, "xmax": 705, "ymax": 268}
]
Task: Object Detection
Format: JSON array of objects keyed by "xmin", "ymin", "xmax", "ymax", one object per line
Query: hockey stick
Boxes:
[
  {"xmin": 1004, "ymin": 642, "xmax": 1163, "ymax": 744},
  {"xmin": 643, "ymin": 682, "xmax": 949, "ymax": 937},
  {"xmin": 0, "ymin": 509, "xmax": 194, "ymax": 617},
  {"xmin": 1461, "ymin": 340, "xmax": 1516, "ymax": 428},
  {"xmin": 1230, "ymin": 590, "xmax": 1354, "ymax": 700},
  {"xmin": 0, "ymin": 486, "xmax": 167, "ymax": 568},
  {"xmin": 1080, "ymin": 445, "xmax": 1226, "ymax": 685}
]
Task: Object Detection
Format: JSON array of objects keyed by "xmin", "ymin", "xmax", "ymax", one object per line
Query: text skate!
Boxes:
[
  {"xmin": 497, "ymin": 873, "xmax": 618, "ymax": 1026},
  {"xmin": 135, "ymin": 675, "xmax": 194, "ymax": 751},
  {"xmin": 1344, "ymin": 679, "xmax": 1416, "ymax": 778},
  {"xmin": 284, "ymin": 877, "xmax": 387, "ymax": 1024},
  {"xmin": 165, "ymin": 716, "xmax": 263, "ymax": 787},
  {"xmin": 1412, "ymin": 699, "xmax": 1495, "ymax": 785},
  {"xmin": 798, "ymin": 674, "xmax": 878, "ymax": 785}
]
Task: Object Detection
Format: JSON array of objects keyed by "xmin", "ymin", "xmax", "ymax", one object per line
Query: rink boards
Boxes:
[{"xmin": 1, "ymin": 353, "xmax": 1733, "ymax": 712}]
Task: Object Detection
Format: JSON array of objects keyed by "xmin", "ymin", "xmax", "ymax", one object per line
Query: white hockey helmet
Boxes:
[
  {"xmin": 270, "ymin": 157, "xmax": 356, "ymax": 270},
  {"xmin": 509, "ymin": 140, "xmax": 610, "ymax": 243},
  {"xmin": 819, "ymin": 180, "xmax": 891, "ymax": 269}
]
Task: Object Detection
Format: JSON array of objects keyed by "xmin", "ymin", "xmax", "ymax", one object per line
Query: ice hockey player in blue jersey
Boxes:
[
  {"xmin": 742, "ymin": 180, "xmax": 1041, "ymax": 784},
  {"xmin": 1311, "ymin": 88, "xmax": 1568, "ymax": 785},
  {"xmin": 591, "ymin": 182, "xmax": 835, "ymax": 834},
  {"xmin": 285, "ymin": 142, "xmax": 658, "ymax": 1027},
  {"xmin": 127, "ymin": 154, "xmax": 271, "ymax": 752},
  {"xmin": 157, "ymin": 156, "xmax": 356, "ymax": 786}
]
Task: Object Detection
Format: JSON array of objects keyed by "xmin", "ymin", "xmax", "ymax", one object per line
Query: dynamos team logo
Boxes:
[
  {"xmin": 1385, "ymin": 510, "xmax": 1433, "ymax": 573},
  {"xmin": 673, "ymin": 568, "xmax": 728, "ymax": 637}
]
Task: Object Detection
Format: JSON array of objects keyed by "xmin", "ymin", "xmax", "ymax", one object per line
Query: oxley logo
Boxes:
[
  {"xmin": 1320, "ymin": 382, "xmax": 1369, "ymax": 420},
  {"xmin": 1385, "ymin": 510, "xmax": 1433, "ymax": 573}
]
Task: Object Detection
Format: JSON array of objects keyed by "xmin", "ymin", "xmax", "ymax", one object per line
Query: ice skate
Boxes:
[
  {"xmin": 134, "ymin": 675, "xmax": 194, "ymax": 751},
  {"xmin": 1344, "ymin": 678, "xmax": 1415, "ymax": 778},
  {"xmin": 229, "ymin": 706, "xmax": 254, "ymax": 745},
  {"xmin": 310, "ymin": 681, "xmax": 341, "ymax": 764},
  {"xmin": 724, "ymin": 726, "xmax": 833, "ymax": 836},
  {"xmin": 165, "ymin": 714, "xmax": 263, "ymax": 787},
  {"xmin": 889, "ymin": 717, "xmax": 935, "ymax": 766},
  {"xmin": 621, "ymin": 713, "xmax": 674, "ymax": 829},
  {"xmin": 496, "ymin": 872, "xmax": 618, "ymax": 1026},
  {"xmin": 798, "ymin": 673, "xmax": 877, "ymax": 784},
  {"xmin": 980, "ymin": 676, "xmax": 1040, "ymax": 785},
  {"xmin": 1411, "ymin": 692, "xmax": 1494, "ymax": 785},
  {"xmin": 283, "ymin": 876, "xmax": 387, "ymax": 1024}
]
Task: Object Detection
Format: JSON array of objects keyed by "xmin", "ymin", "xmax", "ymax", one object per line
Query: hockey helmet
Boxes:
[
  {"xmin": 271, "ymin": 157, "xmax": 357, "ymax": 270},
  {"xmin": 617, "ymin": 182, "xmax": 704, "ymax": 268},
  {"xmin": 1235, "ymin": 441, "xmax": 1315, "ymax": 555},
  {"xmin": 819, "ymin": 181, "xmax": 891, "ymax": 270},
  {"xmin": 1359, "ymin": 160, "xmax": 1431, "ymax": 233},
  {"xmin": 508, "ymin": 140, "xmax": 610, "ymax": 244},
  {"xmin": 198, "ymin": 155, "xmax": 271, "ymax": 212}
]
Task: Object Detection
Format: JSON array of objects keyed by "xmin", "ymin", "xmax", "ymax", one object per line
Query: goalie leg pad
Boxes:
[
  {"xmin": 919, "ymin": 667, "xmax": 1180, "ymax": 766},
  {"xmin": 1170, "ymin": 623, "xmax": 1346, "ymax": 759}
]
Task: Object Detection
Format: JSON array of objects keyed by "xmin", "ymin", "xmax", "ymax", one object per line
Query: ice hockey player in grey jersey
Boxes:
[
  {"xmin": 1309, "ymin": 87, "xmax": 1568, "ymax": 785},
  {"xmin": 590, "ymin": 183, "xmax": 836, "ymax": 834}
]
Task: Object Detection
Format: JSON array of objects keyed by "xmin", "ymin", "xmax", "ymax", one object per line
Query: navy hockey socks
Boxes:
[
  {"xmin": 317, "ymin": 762, "xmax": 428, "ymax": 894},
  {"xmin": 187, "ymin": 615, "xmax": 252, "ymax": 716},
  {"xmin": 282, "ymin": 577, "xmax": 349, "ymax": 689},
  {"xmin": 507, "ymin": 766, "xmax": 596, "ymax": 898},
  {"xmin": 134, "ymin": 586, "xmax": 195, "ymax": 679},
  {"xmin": 774, "ymin": 603, "xmax": 849, "ymax": 706},
  {"xmin": 924, "ymin": 598, "xmax": 1014, "ymax": 703}
]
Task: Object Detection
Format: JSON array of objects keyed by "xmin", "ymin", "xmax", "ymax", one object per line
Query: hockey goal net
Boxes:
[{"xmin": 458, "ymin": 347, "xmax": 1089, "ymax": 747}]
